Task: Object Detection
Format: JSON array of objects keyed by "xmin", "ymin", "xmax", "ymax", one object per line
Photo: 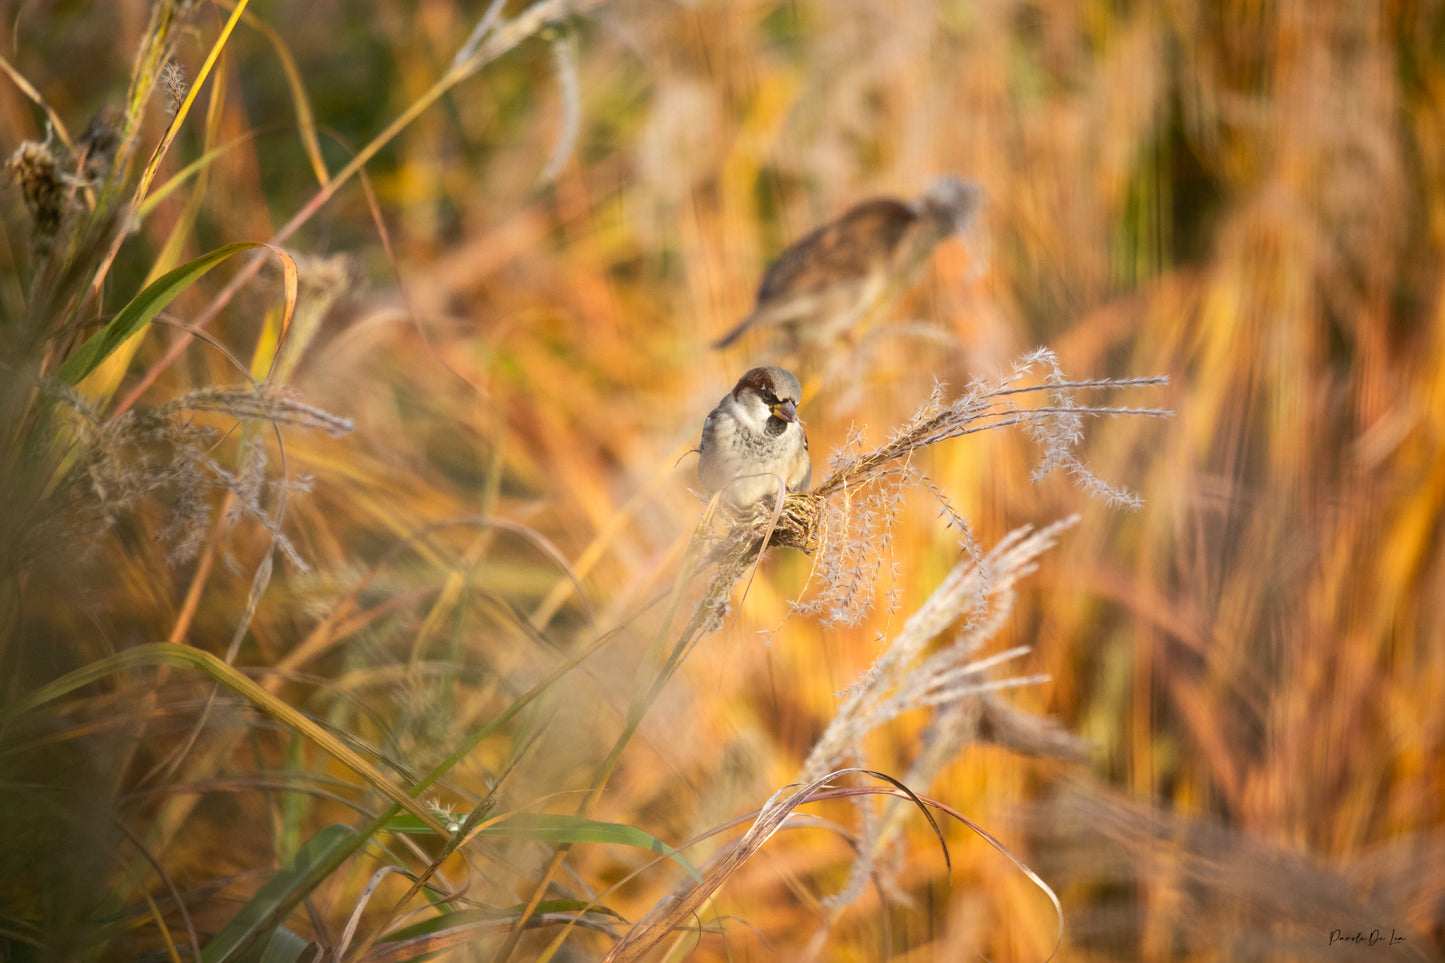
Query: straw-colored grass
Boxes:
[{"xmin": 2, "ymin": 1, "xmax": 1443, "ymax": 961}]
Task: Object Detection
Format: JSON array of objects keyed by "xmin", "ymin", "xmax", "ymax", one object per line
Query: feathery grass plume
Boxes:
[
  {"xmin": 166, "ymin": 384, "xmax": 355, "ymax": 436},
  {"xmin": 37, "ymin": 381, "xmax": 348, "ymax": 567},
  {"xmin": 791, "ymin": 423, "xmax": 914, "ymax": 627},
  {"xmin": 160, "ymin": 60, "xmax": 188, "ymax": 115},
  {"xmin": 808, "ymin": 348, "xmax": 1166, "ymax": 502},
  {"xmin": 800, "ymin": 517, "xmax": 1075, "ymax": 910},
  {"xmin": 799, "ymin": 517, "xmax": 1078, "ymax": 785}
]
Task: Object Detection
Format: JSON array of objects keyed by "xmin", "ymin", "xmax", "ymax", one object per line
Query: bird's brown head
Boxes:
[{"xmin": 734, "ymin": 366, "xmax": 803, "ymax": 422}]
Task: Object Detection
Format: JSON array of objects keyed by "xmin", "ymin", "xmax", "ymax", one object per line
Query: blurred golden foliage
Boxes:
[{"xmin": 1, "ymin": 0, "xmax": 1443, "ymax": 960}]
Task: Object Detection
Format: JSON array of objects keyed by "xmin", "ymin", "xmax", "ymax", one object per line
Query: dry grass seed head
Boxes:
[
  {"xmin": 6, "ymin": 136, "xmax": 69, "ymax": 260},
  {"xmin": 37, "ymin": 382, "xmax": 348, "ymax": 567}
]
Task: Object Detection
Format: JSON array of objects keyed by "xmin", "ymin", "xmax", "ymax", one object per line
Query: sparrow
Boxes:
[
  {"xmin": 697, "ymin": 366, "xmax": 812, "ymax": 511},
  {"xmin": 712, "ymin": 175, "xmax": 985, "ymax": 349}
]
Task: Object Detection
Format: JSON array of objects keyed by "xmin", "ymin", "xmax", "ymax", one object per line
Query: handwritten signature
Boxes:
[{"xmin": 1329, "ymin": 928, "xmax": 1407, "ymax": 948}]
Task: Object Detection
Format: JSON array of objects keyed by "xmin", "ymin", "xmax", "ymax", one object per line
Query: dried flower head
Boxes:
[
  {"xmin": 6, "ymin": 136, "xmax": 68, "ymax": 259},
  {"xmin": 161, "ymin": 61, "xmax": 189, "ymax": 115},
  {"xmin": 39, "ymin": 381, "xmax": 351, "ymax": 568}
]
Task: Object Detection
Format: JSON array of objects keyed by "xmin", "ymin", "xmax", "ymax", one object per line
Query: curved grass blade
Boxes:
[
  {"xmin": 58, "ymin": 241, "xmax": 274, "ymax": 386},
  {"xmin": 383, "ymin": 811, "xmax": 702, "ymax": 882},
  {"xmin": 490, "ymin": 813, "xmax": 703, "ymax": 883},
  {"xmin": 381, "ymin": 902, "xmax": 625, "ymax": 944},
  {"xmin": 363, "ymin": 903, "xmax": 621, "ymax": 963},
  {"xmin": 239, "ymin": 12, "xmax": 330, "ymax": 188},
  {"xmin": 200, "ymin": 824, "xmax": 353, "ymax": 963},
  {"xmin": 0, "ymin": 642, "xmax": 446, "ymax": 835},
  {"xmin": 602, "ymin": 768, "xmax": 852, "ymax": 963}
]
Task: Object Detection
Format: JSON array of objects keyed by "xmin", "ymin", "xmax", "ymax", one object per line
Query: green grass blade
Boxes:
[
  {"xmin": 384, "ymin": 812, "xmax": 701, "ymax": 882},
  {"xmin": 56, "ymin": 240, "xmax": 268, "ymax": 385},
  {"xmin": 254, "ymin": 926, "xmax": 312, "ymax": 963},
  {"xmin": 381, "ymin": 902, "xmax": 625, "ymax": 943},
  {"xmin": 0, "ymin": 643, "xmax": 447, "ymax": 835},
  {"xmin": 201, "ymin": 824, "xmax": 354, "ymax": 963}
]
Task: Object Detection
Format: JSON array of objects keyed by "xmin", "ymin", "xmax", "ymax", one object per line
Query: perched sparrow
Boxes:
[
  {"xmin": 697, "ymin": 366, "xmax": 812, "ymax": 511},
  {"xmin": 713, "ymin": 175, "xmax": 985, "ymax": 349}
]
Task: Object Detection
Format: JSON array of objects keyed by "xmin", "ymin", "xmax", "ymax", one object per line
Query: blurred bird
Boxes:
[
  {"xmin": 712, "ymin": 176, "xmax": 985, "ymax": 350},
  {"xmin": 697, "ymin": 366, "xmax": 811, "ymax": 511}
]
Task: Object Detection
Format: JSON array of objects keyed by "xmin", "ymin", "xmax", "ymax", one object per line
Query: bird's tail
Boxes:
[{"xmin": 711, "ymin": 312, "xmax": 756, "ymax": 349}]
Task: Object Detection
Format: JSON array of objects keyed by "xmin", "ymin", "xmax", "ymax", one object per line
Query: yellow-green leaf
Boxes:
[{"xmin": 58, "ymin": 241, "xmax": 268, "ymax": 385}]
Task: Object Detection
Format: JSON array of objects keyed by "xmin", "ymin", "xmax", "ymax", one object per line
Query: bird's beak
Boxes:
[{"xmin": 772, "ymin": 399, "xmax": 798, "ymax": 422}]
